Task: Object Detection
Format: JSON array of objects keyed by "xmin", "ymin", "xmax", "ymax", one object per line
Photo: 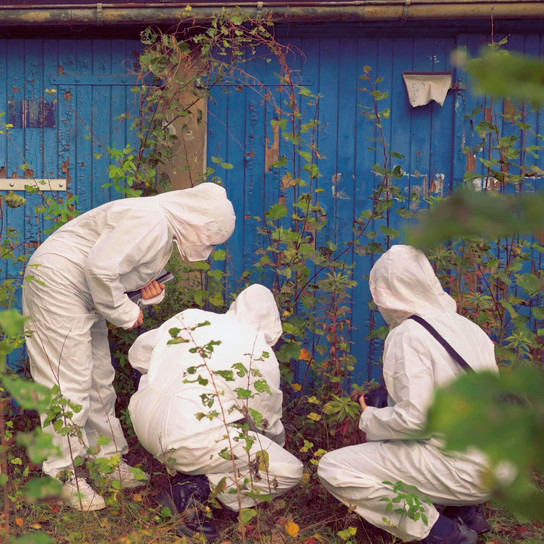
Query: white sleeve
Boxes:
[
  {"xmin": 128, "ymin": 328, "xmax": 161, "ymax": 375},
  {"xmin": 360, "ymin": 328, "xmax": 435, "ymax": 441},
  {"xmin": 84, "ymin": 217, "xmax": 168, "ymax": 329}
]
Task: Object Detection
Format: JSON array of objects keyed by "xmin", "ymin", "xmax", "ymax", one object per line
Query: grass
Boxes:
[
  {"xmin": 6, "ymin": 437, "xmax": 544, "ymax": 544},
  {"xmin": 4, "ymin": 406, "xmax": 544, "ymax": 543}
]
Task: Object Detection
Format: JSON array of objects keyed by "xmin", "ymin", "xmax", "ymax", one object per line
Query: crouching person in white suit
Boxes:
[
  {"xmin": 318, "ymin": 245, "xmax": 499, "ymax": 544},
  {"xmin": 128, "ymin": 284, "xmax": 303, "ymax": 541}
]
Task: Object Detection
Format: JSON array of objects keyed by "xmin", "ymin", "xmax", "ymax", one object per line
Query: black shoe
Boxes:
[
  {"xmin": 441, "ymin": 504, "xmax": 491, "ymax": 535},
  {"xmin": 422, "ymin": 519, "xmax": 478, "ymax": 544},
  {"xmin": 157, "ymin": 474, "xmax": 218, "ymax": 542}
]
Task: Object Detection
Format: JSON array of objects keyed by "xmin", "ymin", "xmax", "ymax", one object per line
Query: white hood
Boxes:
[
  {"xmin": 369, "ymin": 245, "xmax": 457, "ymax": 327},
  {"xmin": 155, "ymin": 183, "xmax": 236, "ymax": 261},
  {"xmin": 226, "ymin": 284, "xmax": 283, "ymax": 346}
]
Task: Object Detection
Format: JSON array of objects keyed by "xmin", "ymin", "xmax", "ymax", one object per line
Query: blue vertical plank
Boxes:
[
  {"xmin": 90, "ymin": 40, "xmax": 112, "ymax": 207},
  {"xmin": 335, "ymin": 36, "xmax": 358, "ymax": 363},
  {"xmin": 6, "ymin": 40, "xmax": 25, "ymax": 279},
  {"xmin": 206, "ymin": 65, "xmax": 234, "ymax": 294},
  {"xmin": 410, "ymin": 39, "xmax": 435, "ymax": 207},
  {"xmin": 390, "ymin": 37, "xmax": 413, "ymax": 233},
  {"xmin": 57, "ymin": 40, "xmax": 79, "ymax": 230},
  {"xmin": 0, "ymin": 40, "xmax": 7, "ymax": 277},
  {"xmin": 112, "ymin": 39, "xmax": 136, "ymax": 193},
  {"xmin": 375, "ymin": 37, "xmax": 394, "ymax": 253},
  {"xmin": 316, "ymin": 38, "xmax": 340, "ymax": 246},
  {"xmin": 243, "ymin": 44, "xmax": 271, "ymax": 289},
  {"xmin": 463, "ymin": 34, "xmax": 489, "ymax": 181},
  {"xmin": 43, "ymin": 39, "xmax": 61, "ymax": 239},
  {"xmin": 522, "ymin": 34, "xmax": 540, "ymax": 187},
  {"xmin": 23, "ymin": 40, "xmax": 44, "ymax": 265},
  {"xmin": 74, "ymin": 69, "xmax": 93, "ymax": 215},
  {"xmin": 43, "ymin": 39, "xmax": 59, "ymax": 189},
  {"xmin": 428, "ymin": 38, "xmax": 455, "ymax": 197},
  {"xmin": 452, "ymin": 33, "xmax": 469, "ymax": 193},
  {"xmin": 225, "ymin": 65, "xmax": 247, "ymax": 290},
  {"xmin": 354, "ymin": 37, "xmax": 379, "ymax": 381},
  {"xmin": 502, "ymin": 35, "xmax": 525, "ymax": 196},
  {"xmin": 294, "ymin": 36, "xmax": 321, "ymax": 382}
]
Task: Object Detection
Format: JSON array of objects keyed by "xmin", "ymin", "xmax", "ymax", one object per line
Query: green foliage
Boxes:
[
  {"xmin": 1, "ymin": 13, "xmax": 544, "ymax": 543},
  {"xmin": 408, "ymin": 37, "xmax": 544, "ymax": 523},
  {"xmin": 407, "ymin": 190, "xmax": 544, "ymax": 250},
  {"xmin": 464, "ymin": 46, "xmax": 544, "ymax": 107},
  {"xmin": 381, "ymin": 480, "xmax": 431, "ymax": 528},
  {"xmin": 426, "ymin": 368, "xmax": 544, "ymax": 520}
]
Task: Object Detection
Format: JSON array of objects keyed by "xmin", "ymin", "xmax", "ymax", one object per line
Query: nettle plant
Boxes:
[
  {"xmin": 0, "ymin": 119, "xmax": 139, "ymax": 541},
  {"xmin": 110, "ymin": 16, "xmax": 407, "ymax": 446},
  {"xmin": 0, "ymin": 121, "xmax": 83, "ymax": 541},
  {"xmin": 428, "ymin": 97, "xmax": 543, "ymax": 367},
  {"xmin": 163, "ymin": 318, "xmax": 278, "ymax": 541}
]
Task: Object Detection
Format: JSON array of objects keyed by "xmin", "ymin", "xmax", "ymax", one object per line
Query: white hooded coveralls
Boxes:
[
  {"xmin": 318, "ymin": 245, "xmax": 498, "ymax": 542},
  {"xmin": 128, "ymin": 284, "xmax": 303, "ymax": 510},
  {"xmin": 23, "ymin": 183, "xmax": 235, "ymax": 478}
]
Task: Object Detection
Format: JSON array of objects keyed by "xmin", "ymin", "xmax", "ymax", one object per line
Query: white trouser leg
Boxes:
[
  {"xmin": 23, "ymin": 261, "xmax": 126, "ymax": 477},
  {"xmin": 84, "ymin": 318, "xmax": 128, "ymax": 459},
  {"xmin": 166, "ymin": 426, "xmax": 303, "ymax": 511},
  {"xmin": 318, "ymin": 441, "xmax": 490, "ymax": 542}
]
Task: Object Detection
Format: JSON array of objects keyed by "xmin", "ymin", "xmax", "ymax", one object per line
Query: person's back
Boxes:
[
  {"xmin": 319, "ymin": 245, "xmax": 498, "ymax": 544},
  {"xmin": 129, "ymin": 307, "xmax": 283, "ymax": 455},
  {"xmin": 127, "ymin": 285, "xmax": 303, "ymax": 535}
]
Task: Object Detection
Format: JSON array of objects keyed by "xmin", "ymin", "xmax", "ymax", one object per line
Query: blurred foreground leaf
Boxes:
[
  {"xmin": 426, "ymin": 367, "xmax": 544, "ymax": 520},
  {"xmin": 465, "ymin": 49, "xmax": 544, "ymax": 107},
  {"xmin": 407, "ymin": 190, "xmax": 544, "ymax": 250}
]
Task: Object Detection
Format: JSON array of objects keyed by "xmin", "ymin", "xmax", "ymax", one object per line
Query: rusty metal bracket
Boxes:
[
  {"xmin": 0, "ymin": 178, "xmax": 67, "ymax": 191},
  {"xmin": 402, "ymin": 0, "xmax": 412, "ymax": 21},
  {"xmin": 96, "ymin": 2, "xmax": 103, "ymax": 26},
  {"xmin": 450, "ymin": 80, "xmax": 466, "ymax": 92}
]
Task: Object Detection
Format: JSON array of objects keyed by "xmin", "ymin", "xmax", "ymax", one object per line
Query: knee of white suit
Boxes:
[{"xmin": 318, "ymin": 450, "xmax": 375, "ymax": 490}]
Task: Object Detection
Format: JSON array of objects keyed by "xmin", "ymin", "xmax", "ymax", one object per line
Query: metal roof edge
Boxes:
[{"xmin": 1, "ymin": 2, "xmax": 544, "ymax": 26}]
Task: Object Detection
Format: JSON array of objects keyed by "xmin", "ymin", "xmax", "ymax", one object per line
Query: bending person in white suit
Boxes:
[
  {"xmin": 23, "ymin": 183, "xmax": 235, "ymax": 511},
  {"xmin": 318, "ymin": 245, "xmax": 498, "ymax": 544},
  {"xmin": 128, "ymin": 284, "xmax": 303, "ymax": 541}
]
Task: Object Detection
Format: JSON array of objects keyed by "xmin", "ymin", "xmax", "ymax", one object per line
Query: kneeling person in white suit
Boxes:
[
  {"xmin": 318, "ymin": 245, "xmax": 498, "ymax": 544},
  {"xmin": 128, "ymin": 284, "xmax": 303, "ymax": 540}
]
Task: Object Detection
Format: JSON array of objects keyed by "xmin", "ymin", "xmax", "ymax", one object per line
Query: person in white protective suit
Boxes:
[
  {"xmin": 318, "ymin": 245, "xmax": 499, "ymax": 544},
  {"xmin": 22, "ymin": 183, "xmax": 235, "ymax": 512},
  {"xmin": 128, "ymin": 284, "xmax": 303, "ymax": 541}
]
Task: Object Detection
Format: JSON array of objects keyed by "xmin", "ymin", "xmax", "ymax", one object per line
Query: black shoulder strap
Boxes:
[{"xmin": 407, "ymin": 315, "xmax": 474, "ymax": 373}]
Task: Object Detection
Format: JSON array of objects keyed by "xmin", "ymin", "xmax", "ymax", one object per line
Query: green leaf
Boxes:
[
  {"xmin": 267, "ymin": 203, "xmax": 288, "ymax": 220},
  {"xmin": 240, "ymin": 508, "xmax": 257, "ymax": 524},
  {"xmin": 23, "ymin": 476, "xmax": 63, "ymax": 500},
  {"xmin": 234, "ymin": 387, "xmax": 252, "ymax": 399},
  {"xmin": 516, "ymin": 273, "xmax": 542, "ymax": 294},
  {"xmin": 0, "ymin": 309, "xmax": 25, "ymax": 336},
  {"xmin": 379, "ymin": 225, "xmax": 400, "ymax": 238},
  {"xmin": 298, "ymin": 150, "xmax": 312, "ymax": 162},
  {"xmin": 212, "ymin": 248, "xmax": 227, "ymax": 261},
  {"xmin": 3, "ymin": 376, "xmax": 52, "ymax": 411}
]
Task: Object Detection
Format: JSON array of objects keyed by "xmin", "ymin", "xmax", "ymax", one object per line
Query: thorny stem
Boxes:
[{"xmin": 0, "ymin": 398, "xmax": 11, "ymax": 539}]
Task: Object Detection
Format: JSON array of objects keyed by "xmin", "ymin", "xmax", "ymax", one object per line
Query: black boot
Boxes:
[
  {"xmin": 441, "ymin": 504, "xmax": 491, "ymax": 535},
  {"xmin": 422, "ymin": 516, "xmax": 478, "ymax": 544},
  {"xmin": 157, "ymin": 474, "xmax": 218, "ymax": 542}
]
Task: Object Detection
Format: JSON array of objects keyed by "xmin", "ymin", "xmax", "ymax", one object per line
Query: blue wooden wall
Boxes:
[
  {"xmin": 0, "ymin": 39, "xmax": 141, "ymax": 281},
  {"xmin": 208, "ymin": 30, "xmax": 544, "ymax": 381},
  {"xmin": 1, "ymin": 30, "xmax": 543, "ymax": 379},
  {"xmin": 0, "ymin": 39, "xmax": 141, "ymax": 371}
]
